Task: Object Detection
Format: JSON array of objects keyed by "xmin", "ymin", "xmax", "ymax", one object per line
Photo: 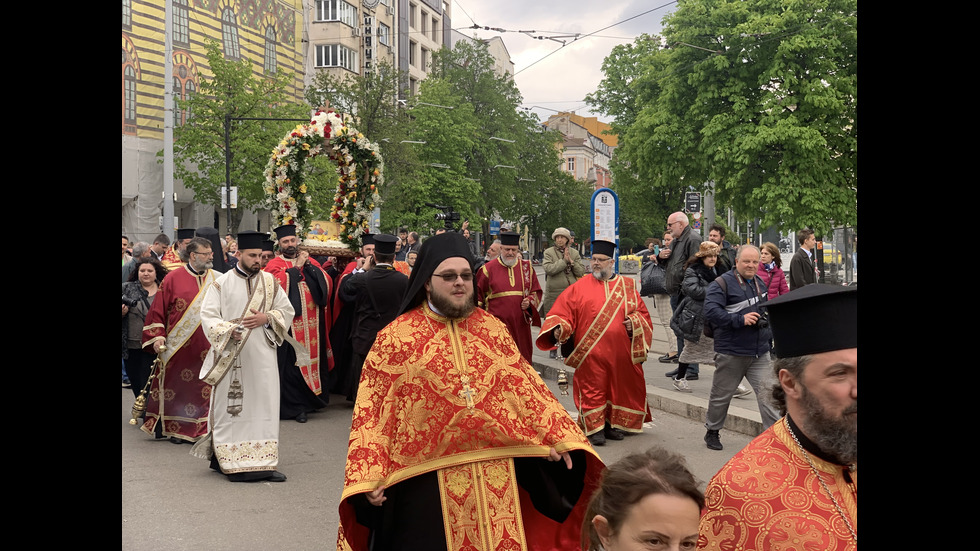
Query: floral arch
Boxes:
[{"xmin": 263, "ymin": 109, "xmax": 383, "ymax": 251}]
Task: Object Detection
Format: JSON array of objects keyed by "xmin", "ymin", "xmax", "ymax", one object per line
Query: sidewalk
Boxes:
[{"xmin": 530, "ymin": 267, "xmax": 767, "ymax": 438}]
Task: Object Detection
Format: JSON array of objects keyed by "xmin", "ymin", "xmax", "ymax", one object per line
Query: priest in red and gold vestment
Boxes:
[
  {"xmin": 159, "ymin": 228, "xmax": 194, "ymax": 271},
  {"xmin": 475, "ymin": 231, "xmax": 542, "ymax": 363},
  {"xmin": 337, "ymin": 232, "xmax": 604, "ymax": 551},
  {"xmin": 535, "ymin": 240, "xmax": 653, "ymax": 448},
  {"xmin": 699, "ymin": 285, "xmax": 857, "ymax": 550},
  {"xmin": 141, "ymin": 236, "xmax": 216, "ymax": 443},
  {"xmin": 265, "ymin": 224, "xmax": 333, "ymax": 422}
]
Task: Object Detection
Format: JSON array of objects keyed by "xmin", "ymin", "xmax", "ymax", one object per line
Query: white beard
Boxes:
[{"xmin": 500, "ymin": 256, "xmax": 517, "ymax": 267}]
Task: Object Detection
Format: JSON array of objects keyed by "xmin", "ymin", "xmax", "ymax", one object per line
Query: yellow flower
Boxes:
[{"xmin": 299, "ymin": 184, "xmax": 307, "ymax": 193}]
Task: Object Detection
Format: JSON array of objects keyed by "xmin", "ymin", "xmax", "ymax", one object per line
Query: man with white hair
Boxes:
[
  {"xmin": 536, "ymin": 240, "xmax": 653, "ymax": 447},
  {"xmin": 476, "ymin": 231, "xmax": 543, "ymax": 363},
  {"xmin": 659, "ymin": 212, "xmax": 704, "ymax": 379},
  {"xmin": 701, "ymin": 245, "xmax": 780, "ymax": 451}
]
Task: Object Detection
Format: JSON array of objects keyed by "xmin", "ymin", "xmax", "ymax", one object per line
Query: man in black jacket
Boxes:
[
  {"xmin": 702, "ymin": 245, "xmax": 781, "ymax": 451},
  {"xmin": 657, "ymin": 211, "xmax": 704, "ymax": 377},
  {"xmin": 789, "ymin": 229, "xmax": 818, "ymax": 289},
  {"xmin": 339, "ymin": 234, "xmax": 410, "ymax": 402}
]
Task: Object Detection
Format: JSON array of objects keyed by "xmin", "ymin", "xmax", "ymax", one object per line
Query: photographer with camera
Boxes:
[{"xmin": 701, "ymin": 245, "xmax": 780, "ymax": 451}]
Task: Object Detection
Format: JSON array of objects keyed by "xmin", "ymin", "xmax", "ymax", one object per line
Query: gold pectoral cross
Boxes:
[{"xmin": 458, "ymin": 375, "xmax": 477, "ymax": 409}]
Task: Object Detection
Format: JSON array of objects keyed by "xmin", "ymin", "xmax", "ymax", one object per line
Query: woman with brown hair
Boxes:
[
  {"xmin": 121, "ymin": 257, "xmax": 168, "ymax": 399},
  {"xmin": 758, "ymin": 241, "xmax": 789, "ymax": 299},
  {"xmin": 582, "ymin": 447, "xmax": 704, "ymax": 551}
]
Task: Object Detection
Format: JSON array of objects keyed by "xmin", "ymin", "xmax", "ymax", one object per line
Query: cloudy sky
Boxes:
[{"xmin": 450, "ymin": 0, "xmax": 677, "ymax": 124}]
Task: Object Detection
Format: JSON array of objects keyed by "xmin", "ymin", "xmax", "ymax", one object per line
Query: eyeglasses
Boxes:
[
  {"xmin": 666, "ymin": 221, "xmax": 679, "ymax": 228},
  {"xmin": 191, "ymin": 251, "xmax": 214, "ymax": 258},
  {"xmin": 591, "ymin": 257, "xmax": 613, "ymax": 263},
  {"xmin": 432, "ymin": 271, "xmax": 474, "ymax": 282}
]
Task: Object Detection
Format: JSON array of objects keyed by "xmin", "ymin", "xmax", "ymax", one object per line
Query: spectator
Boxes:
[
  {"xmin": 653, "ymin": 231, "xmax": 678, "ymax": 363},
  {"xmin": 122, "ymin": 258, "xmax": 168, "ymax": 398},
  {"xmin": 669, "ymin": 242, "xmax": 721, "ymax": 392}
]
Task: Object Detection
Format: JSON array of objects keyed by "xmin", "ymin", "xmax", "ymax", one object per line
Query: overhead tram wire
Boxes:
[{"xmin": 513, "ymin": 1, "xmax": 678, "ymax": 77}]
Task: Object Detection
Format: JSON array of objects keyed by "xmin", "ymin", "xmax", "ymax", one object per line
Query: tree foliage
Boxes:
[
  {"xmin": 587, "ymin": 0, "xmax": 857, "ymax": 235},
  {"xmin": 170, "ymin": 41, "xmax": 310, "ymax": 232}
]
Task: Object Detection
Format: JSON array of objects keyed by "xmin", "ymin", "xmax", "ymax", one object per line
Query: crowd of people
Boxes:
[{"xmin": 122, "ymin": 217, "xmax": 855, "ymax": 549}]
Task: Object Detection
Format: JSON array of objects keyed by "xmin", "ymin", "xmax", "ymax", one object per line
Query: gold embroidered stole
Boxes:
[
  {"xmin": 622, "ymin": 278, "xmax": 649, "ymax": 363},
  {"xmin": 564, "ymin": 276, "xmax": 626, "ymax": 370},
  {"xmin": 160, "ymin": 269, "xmax": 216, "ymax": 367},
  {"xmin": 437, "ymin": 458, "xmax": 527, "ymax": 551},
  {"xmin": 201, "ymin": 272, "xmax": 270, "ymax": 386}
]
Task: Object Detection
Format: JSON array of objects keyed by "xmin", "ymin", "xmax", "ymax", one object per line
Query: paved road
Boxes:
[{"xmin": 122, "ymin": 265, "xmax": 763, "ymax": 550}]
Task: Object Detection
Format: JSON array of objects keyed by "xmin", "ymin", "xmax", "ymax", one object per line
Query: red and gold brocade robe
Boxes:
[
  {"xmin": 265, "ymin": 255, "xmax": 333, "ymax": 394},
  {"xmin": 337, "ymin": 304, "xmax": 604, "ymax": 551},
  {"xmin": 699, "ymin": 417, "xmax": 857, "ymax": 551},
  {"xmin": 160, "ymin": 243, "xmax": 185, "ymax": 272},
  {"xmin": 140, "ymin": 265, "xmax": 216, "ymax": 441},
  {"xmin": 535, "ymin": 274, "xmax": 653, "ymax": 436},
  {"xmin": 475, "ymin": 258, "xmax": 543, "ymax": 363}
]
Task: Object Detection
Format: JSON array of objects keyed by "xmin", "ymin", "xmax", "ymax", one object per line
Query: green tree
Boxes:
[
  {"xmin": 169, "ymin": 41, "xmax": 309, "ymax": 233},
  {"xmin": 588, "ymin": 0, "xmax": 856, "ymax": 235}
]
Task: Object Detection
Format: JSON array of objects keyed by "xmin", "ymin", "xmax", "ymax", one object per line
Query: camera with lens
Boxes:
[
  {"xmin": 122, "ymin": 296, "xmax": 140, "ymax": 308},
  {"xmin": 426, "ymin": 202, "xmax": 460, "ymax": 230},
  {"xmin": 757, "ymin": 311, "xmax": 769, "ymax": 329}
]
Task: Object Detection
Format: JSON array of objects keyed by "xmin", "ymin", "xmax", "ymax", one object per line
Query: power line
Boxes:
[{"xmin": 513, "ymin": 2, "xmax": 678, "ymax": 76}]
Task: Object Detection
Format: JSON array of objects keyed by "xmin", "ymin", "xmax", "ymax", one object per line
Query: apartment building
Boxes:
[
  {"xmin": 398, "ymin": 0, "xmax": 452, "ymax": 96},
  {"xmin": 303, "ymin": 0, "xmax": 397, "ymax": 91},
  {"xmin": 122, "ymin": 0, "xmax": 306, "ymax": 242}
]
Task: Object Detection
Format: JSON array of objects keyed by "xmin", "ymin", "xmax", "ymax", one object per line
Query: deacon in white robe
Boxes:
[{"xmin": 194, "ymin": 237, "xmax": 306, "ymax": 482}]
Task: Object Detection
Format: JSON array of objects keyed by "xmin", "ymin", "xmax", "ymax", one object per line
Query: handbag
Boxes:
[{"xmin": 640, "ymin": 260, "xmax": 667, "ymax": 296}]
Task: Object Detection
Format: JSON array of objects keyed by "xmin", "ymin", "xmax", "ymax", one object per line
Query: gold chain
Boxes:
[{"xmin": 786, "ymin": 421, "xmax": 857, "ymax": 544}]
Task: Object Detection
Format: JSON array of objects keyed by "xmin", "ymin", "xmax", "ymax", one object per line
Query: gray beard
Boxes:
[
  {"xmin": 190, "ymin": 259, "xmax": 211, "ymax": 272},
  {"xmin": 592, "ymin": 268, "xmax": 612, "ymax": 281},
  {"xmin": 500, "ymin": 256, "xmax": 517, "ymax": 267},
  {"xmin": 799, "ymin": 383, "xmax": 858, "ymax": 464}
]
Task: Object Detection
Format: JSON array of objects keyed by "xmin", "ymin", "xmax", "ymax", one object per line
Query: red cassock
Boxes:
[
  {"xmin": 140, "ymin": 266, "xmax": 215, "ymax": 441},
  {"xmin": 264, "ymin": 256, "xmax": 334, "ymax": 392},
  {"xmin": 476, "ymin": 258, "xmax": 543, "ymax": 363},
  {"xmin": 534, "ymin": 274, "xmax": 653, "ymax": 436}
]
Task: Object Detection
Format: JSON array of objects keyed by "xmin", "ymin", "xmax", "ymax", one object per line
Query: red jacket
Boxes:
[{"xmin": 758, "ymin": 262, "xmax": 789, "ymax": 299}]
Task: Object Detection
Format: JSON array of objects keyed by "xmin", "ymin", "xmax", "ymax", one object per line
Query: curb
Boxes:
[{"xmin": 531, "ymin": 359, "xmax": 764, "ymax": 438}]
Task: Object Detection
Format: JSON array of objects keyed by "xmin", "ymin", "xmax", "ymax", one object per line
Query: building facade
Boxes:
[
  {"xmin": 544, "ymin": 112, "xmax": 615, "ymax": 190},
  {"xmin": 303, "ymin": 0, "xmax": 397, "ymax": 92},
  {"xmin": 398, "ymin": 0, "xmax": 451, "ymax": 96},
  {"xmin": 122, "ymin": 0, "xmax": 306, "ymax": 243}
]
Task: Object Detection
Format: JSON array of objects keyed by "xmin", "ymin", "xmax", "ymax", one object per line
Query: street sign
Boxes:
[
  {"xmin": 685, "ymin": 192, "xmax": 701, "ymax": 213},
  {"xmin": 590, "ymin": 187, "xmax": 620, "ymax": 273},
  {"xmin": 221, "ymin": 186, "xmax": 239, "ymax": 209},
  {"xmin": 490, "ymin": 220, "xmax": 501, "ymax": 236}
]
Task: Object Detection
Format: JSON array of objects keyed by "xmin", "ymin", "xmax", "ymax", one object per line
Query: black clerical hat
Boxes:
[
  {"xmin": 176, "ymin": 228, "xmax": 195, "ymax": 240},
  {"xmin": 361, "ymin": 233, "xmax": 375, "ymax": 246},
  {"xmin": 591, "ymin": 240, "xmax": 616, "ymax": 258},
  {"xmin": 237, "ymin": 231, "xmax": 267, "ymax": 251},
  {"xmin": 374, "ymin": 234, "xmax": 398, "ymax": 255},
  {"xmin": 499, "ymin": 232, "xmax": 519, "ymax": 246},
  {"xmin": 261, "ymin": 239, "xmax": 275, "ymax": 252},
  {"xmin": 763, "ymin": 284, "xmax": 857, "ymax": 358},
  {"xmin": 273, "ymin": 224, "xmax": 296, "ymax": 241}
]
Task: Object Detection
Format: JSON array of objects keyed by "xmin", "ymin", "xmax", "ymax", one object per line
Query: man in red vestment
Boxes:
[
  {"xmin": 475, "ymin": 231, "xmax": 542, "ymax": 363},
  {"xmin": 535, "ymin": 240, "xmax": 653, "ymax": 448},
  {"xmin": 141, "ymin": 236, "xmax": 216, "ymax": 443},
  {"xmin": 265, "ymin": 224, "xmax": 333, "ymax": 422},
  {"xmin": 337, "ymin": 232, "xmax": 604, "ymax": 551},
  {"xmin": 159, "ymin": 227, "xmax": 194, "ymax": 271},
  {"xmin": 699, "ymin": 285, "xmax": 857, "ymax": 550}
]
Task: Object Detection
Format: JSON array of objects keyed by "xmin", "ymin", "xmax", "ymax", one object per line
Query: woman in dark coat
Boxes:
[
  {"xmin": 122, "ymin": 258, "xmax": 168, "ymax": 398},
  {"xmin": 669, "ymin": 241, "xmax": 720, "ymax": 392}
]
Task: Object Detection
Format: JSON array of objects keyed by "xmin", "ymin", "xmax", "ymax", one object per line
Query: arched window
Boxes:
[
  {"xmin": 264, "ymin": 26, "xmax": 277, "ymax": 74},
  {"xmin": 122, "ymin": 37, "xmax": 140, "ymax": 135},
  {"xmin": 221, "ymin": 8, "xmax": 240, "ymax": 59},
  {"xmin": 173, "ymin": 53, "xmax": 198, "ymax": 127}
]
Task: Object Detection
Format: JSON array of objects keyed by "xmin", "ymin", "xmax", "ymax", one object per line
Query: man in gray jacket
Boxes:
[{"xmin": 657, "ymin": 211, "xmax": 704, "ymax": 378}]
